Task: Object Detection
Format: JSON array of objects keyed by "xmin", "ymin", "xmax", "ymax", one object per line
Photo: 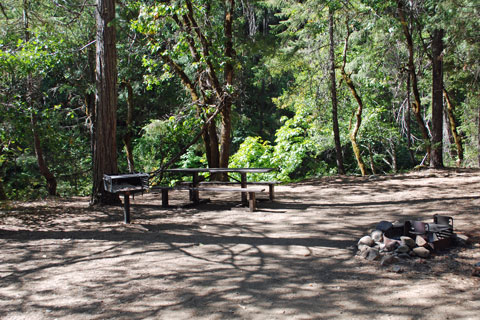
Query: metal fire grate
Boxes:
[
  {"xmin": 384, "ymin": 215, "xmax": 454, "ymax": 251},
  {"xmin": 103, "ymin": 173, "xmax": 149, "ymax": 194}
]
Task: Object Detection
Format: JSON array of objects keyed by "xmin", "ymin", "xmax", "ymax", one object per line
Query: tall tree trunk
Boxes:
[
  {"xmin": 397, "ymin": 0, "xmax": 431, "ymax": 161},
  {"xmin": 219, "ymin": 0, "xmax": 235, "ymax": 172},
  {"xmin": 328, "ymin": 9, "xmax": 345, "ymax": 174},
  {"xmin": 122, "ymin": 81, "xmax": 135, "ymax": 173},
  {"xmin": 430, "ymin": 29, "xmax": 444, "ymax": 168},
  {"xmin": 406, "ymin": 72, "xmax": 416, "ymax": 165},
  {"xmin": 92, "ymin": 0, "xmax": 120, "ymax": 205},
  {"xmin": 0, "ymin": 178, "xmax": 6, "ymax": 200},
  {"xmin": 341, "ymin": 23, "xmax": 367, "ymax": 176},
  {"xmin": 23, "ymin": 0, "xmax": 57, "ymax": 196},
  {"xmin": 478, "ymin": 106, "xmax": 480, "ymax": 167},
  {"xmin": 443, "ymin": 88, "xmax": 463, "ymax": 166}
]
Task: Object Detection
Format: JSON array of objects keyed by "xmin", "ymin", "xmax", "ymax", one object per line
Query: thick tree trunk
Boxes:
[
  {"xmin": 92, "ymin": 0, "xmax": 120, "ymax": 205},
  {"xmin": 478, "ymin": 106, "xmax": 480, "ymax": 167},
  {"xmin": 219, "ymin": 0, "xmax": 235, "ymax": 172},
  {"xmin": 328, "ymin": 9, "xmax": 345, "ymax": 174},
  {"xmin": 430, "ymin": 29, "xmax": 444, "ymax": 168},
  {"xmin": 406, "ymin": 72, "xmax": 416, "ymax": 165},
  {"xmin": 443, "ymin": 88, "xmax": 463, "ymax": 166},
  {"xmin": 397, "ymin": 0, "xmax": 431, "ymax": 160}
]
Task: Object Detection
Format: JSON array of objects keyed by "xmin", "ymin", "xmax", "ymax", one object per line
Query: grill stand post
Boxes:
[{"xmin": 123, "ymin": 192, "xmax": 131, "ymax": 224}]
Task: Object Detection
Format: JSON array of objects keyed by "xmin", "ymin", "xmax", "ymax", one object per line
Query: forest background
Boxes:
[{"xmin": 0, "ymin": 0, "xmax": 479, "ymax": 202}]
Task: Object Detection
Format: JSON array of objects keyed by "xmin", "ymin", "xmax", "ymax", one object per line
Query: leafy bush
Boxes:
[
  {"xmin": 230, "ymin": 108, "xmax": 330, "ymax": 182},
  {"xmin": 133, "ymin": 115, "xmax": 203, "ymax": 176}
]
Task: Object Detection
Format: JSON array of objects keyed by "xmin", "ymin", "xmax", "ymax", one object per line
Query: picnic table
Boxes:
[{"xmin": 159, "ymin": 167, "xmax": 276, "ymax": 211}]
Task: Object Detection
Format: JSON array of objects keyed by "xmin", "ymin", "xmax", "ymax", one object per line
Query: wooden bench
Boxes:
[
  {"xmin": 180, "ymin": 181, "xmax": 278, "ymax": 201},
  {"xmin": 150, "ymin": 186, "xmax": 265, "ymax": 211}
]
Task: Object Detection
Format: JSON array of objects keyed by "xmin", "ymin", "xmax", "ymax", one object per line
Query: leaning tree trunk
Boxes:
[
  {"xmin": 122, "ymin": 81, "xmax": 135, "ymax": 173},
  {"xmin": 430, "ymin": 29, "xmax": 444, "ymax": 168},
  {"xmin": 328, "ymin": 8, "xmax": 345, "ymax": 174},
  {"xmin": 31, "ymin": 112, "xmax": 57, "ymax": 195},
  {"xmin": 23, "ymin": 0, "xmax": 57, "ymax": 196},
  {"xmin": 341, "ymin": 23, "xmax": 367, "ymax": 176},
  {"xmin": 91, "ymin": 0, "xmax": 120, "ymax": 205},
  {"xmin": 397, "ymin": 0, "xmax": 431, "ymax": 161},
  {"xmin": 443, "ymin": 88, "xmax": 463, "ymax": 166}
]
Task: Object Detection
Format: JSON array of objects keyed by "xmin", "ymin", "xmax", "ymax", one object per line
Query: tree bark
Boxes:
[
  {"xmin": 31, "ymin": 113, "xmax": 57, "ymax": 196},
  {"xmin": 397, "ymin": 0, "xmax": 431, "ymax": 160},
  {"xmin": 122, "ymin": 81, "xmax": 135, "ymax": 173},
  {"xmin": 0, "ymin": 178, "xmax": 6, "ymax": 200},
  {"xmin": 341, "ymin": 23, "xmax": 367, "ymax": 176},
  {"xmin": 406, "ymin": 72, "xmax": 416, "ymax": 165},
  {"xmin": 91, "ymin": 0, "xmax": 120, "ymax": 205},
  {"xmin": 219, "ymin": 0, "xmax": 235, "ymax": 175},
  {"xmin": 443, "ymin": 88, "xmax": 463, "ymax": 166},
  {"xmin": 328, "ymin": 9, "xmax": 345, "ymax": 174},
  {"xmin": 430, "ymin": 28, "xmax": 444, "ymax": 168}
]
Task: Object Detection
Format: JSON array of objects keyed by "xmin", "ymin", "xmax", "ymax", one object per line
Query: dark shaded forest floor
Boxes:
[{"xmin": 1, "ymin": 168, "xmax": 479, "ymax": 319}]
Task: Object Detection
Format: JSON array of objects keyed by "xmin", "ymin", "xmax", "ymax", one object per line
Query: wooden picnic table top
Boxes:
[{"xmin": 165, "ymin": 167, "xmax": 274, "ymax": 174}]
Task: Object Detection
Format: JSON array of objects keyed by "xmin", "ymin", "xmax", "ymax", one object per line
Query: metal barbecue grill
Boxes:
[{"xmin": 103, "ymin": 173, "xmax": 150, "ymax": 223}]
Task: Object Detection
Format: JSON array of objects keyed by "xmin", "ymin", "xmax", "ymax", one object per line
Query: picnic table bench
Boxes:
[{"xmin": 150, "ymin": 185, "xmax": 266, "ymax": 212}]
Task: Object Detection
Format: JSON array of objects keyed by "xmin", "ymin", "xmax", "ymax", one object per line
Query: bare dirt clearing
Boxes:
[{"xmin": 1, "ymin": 169, "xmax": 479, "ymax": 319}]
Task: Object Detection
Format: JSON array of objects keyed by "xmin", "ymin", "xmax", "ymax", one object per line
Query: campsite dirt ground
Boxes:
[{"xmin": 1, "ymin": 168, "xmax": 480, "ymax": 320}]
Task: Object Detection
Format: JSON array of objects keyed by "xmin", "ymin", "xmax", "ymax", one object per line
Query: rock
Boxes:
[
  {"xmin": 360, "ymin": 248, "xmax": 370, "ymax": 259},
  {"xmin": 357, "ymin": 244, "xmax": 370, "ymax": 253},
  {"xmin": 412, "ymin": 247, "xmax": 431, "ymax": 258},
  {"xmin": 397, "ymin": 253, "xmax": 411, "ymax": 260},
  {"xmin": 472, "ymin": 263, "xmax": 480, "ymax": 277},
  {"xmin": 400, "ymin": 236, "xmax": 416, "ymax": 248},
  {"xmin": 376, "ymin": 221, "xmax": 393, "ymax": 232},
  {"xmin": 371, "ymin": 230, "xmax": 383, "ymax": 242},
  {"xmin": 376, "ymin": 242, "xmax": 386, "ymax": 250},
  {"xmin": 416, "ymin": 235, "xmax": 428, "ymax": 247},
  {"xmin": 380, "ymin": 254, "xmax": 395, "ymax": 266},
  {"xmin": 395, "ymin": 244, "xmax": 410, "ymax": 254},
  {"xmin": 358, "ymin": 235, "xmax": 375, "ymax": 247},
  {"xmin": 392, "ymin": 265, "xmax": 403, "ymax": 273},
  {"xmin": 366, "ymin": 248, "xmax": 381, "ymax": 261},
  {"xmin": 385, "ymin": 241, "xmax": 399, "ymax": 252}
]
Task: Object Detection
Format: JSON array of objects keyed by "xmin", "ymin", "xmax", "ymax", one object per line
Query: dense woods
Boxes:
[{"xmin": 0, "ymin": 0, "xmax": 479, "ymax": 201}]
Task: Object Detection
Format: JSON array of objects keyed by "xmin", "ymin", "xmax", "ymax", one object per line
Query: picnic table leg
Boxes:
[
  {"xmin": 123, "ymin": 191, "xmax": 131, "ymax": 224},
  {"xmin": 192, "ymin": 172, "xmax": 200, "ymax": 204},
  {"xmin": 269, "ymin": 184, "xmax": 274, "ymax": 201},
  {"xmin": 241, "ymin": 172, "xmax": 248, "ymax": 206},
  {"xmin": 161, "ymin": 189, "xmax": 169, "ymax": 207},
  {"xmin": 248, "ymin": 192, "xmax": 256, "ymax": 212}
]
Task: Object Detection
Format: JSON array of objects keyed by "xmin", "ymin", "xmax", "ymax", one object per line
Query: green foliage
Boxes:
[{"xmin": 133, "ymin": 115, "xmax": 203, "ymax": 174}]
